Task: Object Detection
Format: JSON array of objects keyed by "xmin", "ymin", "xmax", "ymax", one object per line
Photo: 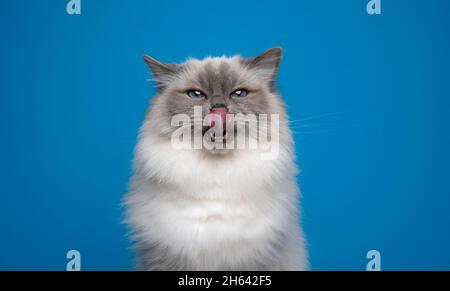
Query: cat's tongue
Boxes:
[{"xmin": 206, "ymin": 108, "xmax": 230, "ymax": 128}]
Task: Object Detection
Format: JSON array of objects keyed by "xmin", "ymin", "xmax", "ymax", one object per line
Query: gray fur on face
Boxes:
[{"xmin": 143, "ymin": 48, "xmax": 287, "ymax": 141}]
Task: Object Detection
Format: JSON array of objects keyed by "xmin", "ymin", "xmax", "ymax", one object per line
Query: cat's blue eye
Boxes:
[
  {"xmin": 230, "ymin": 89, "xmax": 248, "ymax": 98},
  {"xmin": 187, "ymin": 90, "xmax": 206, "ymax": 99}
]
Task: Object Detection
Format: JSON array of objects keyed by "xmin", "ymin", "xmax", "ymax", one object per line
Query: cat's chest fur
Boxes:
[
  {"xmin": 126, "ymin": 142, "xmax": 298, "ymax": 270},
  {"xmin": 131, "ymin": 180, "xmax": 290, "ymax": 270},
  {"xmin": 152, "ymin": 184, "xmax": 280, "ymax": 250}
]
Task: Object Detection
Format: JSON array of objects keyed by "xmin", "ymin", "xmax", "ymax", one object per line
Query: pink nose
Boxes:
[{"xmin": 206, "ymin": 107, "xmax": 230, "ymax": 128}]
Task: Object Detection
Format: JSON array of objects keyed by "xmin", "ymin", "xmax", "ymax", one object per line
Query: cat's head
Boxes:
[{"xmin": 143, "ymin": 48, "xmax": 287, "ymax": 156}]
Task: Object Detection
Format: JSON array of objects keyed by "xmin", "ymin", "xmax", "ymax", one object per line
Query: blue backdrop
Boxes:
[{"xmin": 1, "ymin": 0, "xmax": 449, "ymax": 270}]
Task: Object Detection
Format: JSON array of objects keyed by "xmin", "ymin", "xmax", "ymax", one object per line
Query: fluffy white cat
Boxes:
[{"xmin": 124, "ymin": 48, "xmax": 308, "ymax": 270}]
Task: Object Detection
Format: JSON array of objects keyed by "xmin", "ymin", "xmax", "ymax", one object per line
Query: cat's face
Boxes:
[{"xmin": 143, "ymin": 48, "xmax": 286, "ymax": 155}]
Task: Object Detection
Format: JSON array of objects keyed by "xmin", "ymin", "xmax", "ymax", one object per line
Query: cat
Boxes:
[{"xmin": 124, "ymin": 47, "xmax": 308, "ymax": 271}]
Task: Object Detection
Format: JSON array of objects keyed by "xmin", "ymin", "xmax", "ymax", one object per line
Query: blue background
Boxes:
[{"xmin": 1, "ymin": 0, "xmax": 449, "ymax": 270}]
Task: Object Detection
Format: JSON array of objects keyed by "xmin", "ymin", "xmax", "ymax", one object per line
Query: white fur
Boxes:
[{"xmin": 125, "ymin": 118, "xmax": 308, "ymax": 270}]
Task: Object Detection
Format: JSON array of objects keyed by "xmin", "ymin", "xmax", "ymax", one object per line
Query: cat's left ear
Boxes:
[{"xmin": 245, "ymin": 47, "xmax": 283, "ymax": 81}]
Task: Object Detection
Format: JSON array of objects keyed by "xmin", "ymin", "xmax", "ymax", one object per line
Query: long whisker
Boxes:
[{"xmin": 287, "ymin": 112, "xmax": 343, "ymax": 123}]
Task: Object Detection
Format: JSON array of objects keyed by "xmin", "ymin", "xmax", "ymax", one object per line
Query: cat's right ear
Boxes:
[{"xmin": 143, "ymin": 54, "xmax": 179, "ymax": 91}]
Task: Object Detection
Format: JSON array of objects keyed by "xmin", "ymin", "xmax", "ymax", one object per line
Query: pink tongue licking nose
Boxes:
[{"xmin": 207, "ymin": 107, "xmax": 229, "ymax": 128}]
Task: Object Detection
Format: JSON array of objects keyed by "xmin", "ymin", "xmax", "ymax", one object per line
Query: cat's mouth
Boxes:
[
  {"xmin": 202, "ymin": 126, "xmax": 229, "ymax": 143},
  {"xmin": 203, "ymin": 107, "xmax": 232, "ymax": 144}
]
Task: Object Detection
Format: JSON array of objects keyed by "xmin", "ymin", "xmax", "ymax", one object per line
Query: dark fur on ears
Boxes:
[
  {"xmin": 143, "ymin": 48, "xmax": 282, "ymax": 92},
  {"xmin": 143, "ymin": 54, "xmax": 180, "ymax": 91},
  {"xmin": 242, "ymin": 47, "xmax": 283, "ymax": 91},
  {"xmin": 247, "ymin": 47, "xmax": 283, "ymax": 75}
]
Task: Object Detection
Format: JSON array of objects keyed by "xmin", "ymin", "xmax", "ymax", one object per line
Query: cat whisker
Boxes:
[{"xmin": 287, "ymin": 112, "xmax": 343, "ymax": 123}]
